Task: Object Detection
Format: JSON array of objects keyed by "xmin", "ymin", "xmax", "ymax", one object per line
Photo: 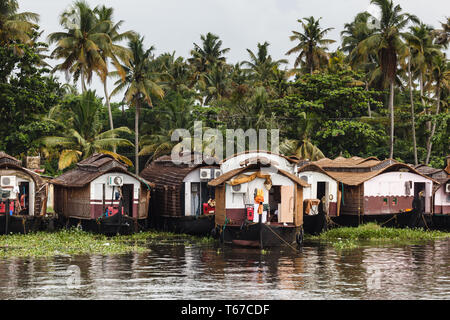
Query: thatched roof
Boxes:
[
  {"xmin": 314, "ymin": 156, "xmax": 384, "ymax": 170},
  {"xmin": 140, "ymin": 153, "xmax": 218, "ymax": 189},
  {"xmin": 320, "ymin": 162, "xmax": 438, "ymax": 186},
  {"xmin": 208, "ymin": 163, "xmax": 310, "ymax": 188},
  {"xmin": 0, "ymin": 151, "xmax": 45, "ymax": 188},
  {"xmin": 51, "ymin": 153, "xmax": 154, "ymax": 188},
  {"xmin": 219, "ymin": 150, "xmax": 300, "ymax": 164},
  {"xmin": 0, "ymin": 151, "xmax": 21, "ymax": 167}
]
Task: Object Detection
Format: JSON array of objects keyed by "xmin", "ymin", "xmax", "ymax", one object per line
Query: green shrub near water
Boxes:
[
  {"xmin": 0, "ymin": 228, "xmax": 217, "ymax": 258},
  {"xmin": 307, "ymin": 223, "xmax": 450, "ymax": 250}
]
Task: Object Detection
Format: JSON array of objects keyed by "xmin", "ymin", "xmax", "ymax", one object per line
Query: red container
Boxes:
[
  {"xmin": 203, "ymin": 203, "xmax": 215, "ymax": 215},
  {"xmin": 0, "ymin": 202, "xmax": 5, "ymax": 213},
  {"xmin": 247, "ymin": 206, "xmax": 254, "ymax": 221}
]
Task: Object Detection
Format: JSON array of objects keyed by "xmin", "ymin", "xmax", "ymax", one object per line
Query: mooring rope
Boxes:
[
  {"xmin": 262, "ymin": 224, "xmax": 300, "ymax": 254},
  {"xmin": 380, "ymin": 213, "xmax": 398, "ymax": 227}
]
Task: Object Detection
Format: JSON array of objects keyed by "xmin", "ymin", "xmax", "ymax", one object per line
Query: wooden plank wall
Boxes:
[
  {"xmin": 341, "ymin": 184, "xmax": 363, "ymax": 215},
  {"xmin": 294, "ymin": 185, "xmax": 303, "ymax": 227},
  {"xmin": 214, "ymin": 185, "xmax": 226, "ymax": 226}
]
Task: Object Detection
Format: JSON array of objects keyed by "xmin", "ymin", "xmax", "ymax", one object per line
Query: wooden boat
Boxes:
[
  {"xmin": 209, "ymin": 151, "xmax": 309, "ymax": 248},
  {"xmin": 50, "ymin": 153, "xmax": 154, "ymax": 235},
  {"xmin": 0, "ymin": 152, "xmax": 50, "ymax": 234},
  {"xmin": 140, "ymin": 152, "xmax": 219, "ymax": 236}
]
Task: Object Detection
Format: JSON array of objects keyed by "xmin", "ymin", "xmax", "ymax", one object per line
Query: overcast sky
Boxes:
[{"xmin": 19, "ymin": 0, "xmax": 450, "ymax": 101}]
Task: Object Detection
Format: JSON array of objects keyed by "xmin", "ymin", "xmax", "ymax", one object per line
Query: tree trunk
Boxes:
[
  {"xmin": 408, "ymin": 58, "xmax": 418, "ymax": 165},
  {"xmin": 135, "ymin": 102, "xmax": 140, "ymax": 174},
  {"xmin": 365, "ymin": 82, "xmax": 372, "ymax": 118},
  {"xmin": 425, "ymin": 86, "xmax": 441, "ymax": 165},
  {"xmin": 420, "ymin": 72, "xmax": 431, "ymax": 133},
  {"xmin": 80, "ymin": 68, "xmax": 87, "ymax": 93},
  {"xmin": 103, "ymin": 78, "xmax": 116, "ymax": 153},
  {"xmin": 389, "ymin": 80, "xmax": 395, "ymax": 159}
]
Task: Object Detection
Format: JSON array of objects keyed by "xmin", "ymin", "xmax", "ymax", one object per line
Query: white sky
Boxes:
[{"xmin": 19, "ymin": 0, "xmax": 450, "ymax": 102}]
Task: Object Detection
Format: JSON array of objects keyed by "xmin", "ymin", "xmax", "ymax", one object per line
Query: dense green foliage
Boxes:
[{"xmin": 0, "ymin": 0, "xmax": 448, "ymax": 175}]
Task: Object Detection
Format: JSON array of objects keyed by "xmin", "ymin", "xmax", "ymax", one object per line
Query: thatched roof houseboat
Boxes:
[
  {"xmin": 51, "ymin": 153, "xmax": 154, "ymax": 234},
  {"xmin": 208, "ymin": 151, "xmax": 310, "ymax": 248},
  {"xmin": 140, "ymin": 152, "xmax": 219, "ymax": 235},
  {"xmin": 0, "ymin": 152, "xmax": 49, "ymax": 234}
]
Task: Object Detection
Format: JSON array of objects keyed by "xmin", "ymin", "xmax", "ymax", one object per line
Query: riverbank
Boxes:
[
  {"xmin": 0, "ymin": 228, "xmax": 215, "ymax": 258},
  {"xmin": 306, "ymin": 223, "xmax": 450, "ymax": 249}
]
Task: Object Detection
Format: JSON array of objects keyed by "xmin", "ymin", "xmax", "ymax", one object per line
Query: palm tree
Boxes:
[
  {"xmin": 111, "ymin": 35, "xmax": 164, "ymax": 174},
  {"xmin": 341, "ymin": 12, "xmax": 380, "ymax": 117},
  {"xmin": 48, "ymin": 0, "xmax": 110, "ymax": 93},
  {"xmin": 243, "ymin": 42, "xmax": 288, "ymax": 85},
  {"xmin": 356, "ymin": 0, "xmax": 418, "ymax": 159},
  {"xmin": 286, "ymin": 16, "xmax": 335, "ymax": 74},
  {"xmin": 425, "ymin": 55, "xmax": 449, "ymax": 164},
  {"xmin": 0, "ymin": 0, "xmax": 39, "ymax": 46},
  {"xmin": 188, "ymin": 32, "xmax": 230, "ymax": 85},
  {"xmin": 433, "ymin": 17, "xmax": 450, "ymax": 48},
  {"xmin": 279, "ymin": 112, "xmax": 325, "ymax": 160},
  {"xmin": 404, "ymin": 23, "xmax": 442, "ymax": 165},
  {"xmin": 41, "ymin": 90, "xmax": 133, "ymax": 170},
  {"xmin": 93, "ymin": 5, "xmax": 135, "ymax": 132}
]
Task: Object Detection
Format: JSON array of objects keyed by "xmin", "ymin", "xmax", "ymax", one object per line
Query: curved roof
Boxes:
[
  {"xmin": 209, "ymin": 163, "xmax": 310, "ymax": 188},
  {"xmin": 140, "ymin": 154, "xmax": 218, "ymax": 188},
  {"xmin": 323, "ymin": 163, "xmax": 438, "ymax": 186},
  {"xmin": 51, "ymin": 153, "xmax": 154, "ymax": 188},
  {"xmin": 0, "ymin": 152, "xmax": 45, "ymax": 188},
  {"xmin": 220, "ymin": 150, "xmax": 300, "ymax": 164}
]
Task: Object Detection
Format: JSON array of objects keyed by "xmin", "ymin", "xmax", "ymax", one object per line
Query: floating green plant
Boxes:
[{"xmin": 307, "ymin": 223, "xmax": 450, "ymax": 249}]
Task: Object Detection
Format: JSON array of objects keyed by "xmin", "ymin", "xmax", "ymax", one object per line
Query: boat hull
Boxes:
[
  {"xmin": 150, "ymin": 214, "xmax": 216, "ymax": 236},
  {"xmin": 220, "ymin": 223, "xmax": 302, "ymax": 248}
]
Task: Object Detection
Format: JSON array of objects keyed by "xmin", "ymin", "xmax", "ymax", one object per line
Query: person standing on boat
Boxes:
[{"xmin": 409, "ymin": 191, "xmax": 425, "ymax": 228}]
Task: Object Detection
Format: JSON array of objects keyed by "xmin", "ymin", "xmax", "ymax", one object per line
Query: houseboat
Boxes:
[
  {"xmin": 297, "ymin": 162, "xmax": 340, "ymax": 234},
  {"xmin": 415, "ymin": 156, "xmax": 450, "ymax": 230},
  {"xmin": 140, "ymin": 152, "xmax": 219, "ymax": 236},
  {"xmin": 308, "ymin": 156, "xmax": 438, "ymax": 228},
  {"xmin": 50, "ymin": 153, "xmax": 154, "ymax": 235},
  {"xmin": 0, "ymin": 152, "xmax": 49, "ymax": 234},
  {"xmin": 208, "ymin": 151, "xmax": 310, "ymax": 248}
]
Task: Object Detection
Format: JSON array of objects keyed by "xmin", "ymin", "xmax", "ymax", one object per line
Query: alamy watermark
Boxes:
[{"xmin": 170, "ymin": 121, "xmax": 280, "ymax": 166}]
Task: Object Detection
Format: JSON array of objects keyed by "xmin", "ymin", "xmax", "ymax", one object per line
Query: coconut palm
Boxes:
[
  {"xmin": 93, "ymin": 5, "xmax": 135, "ymax": 132},
  {"xmin": 404, "ymin": 23, "xmax": 442, "ymax": 165},
  {"xmin": 48, "ymin": 0, "xmax": 110, "ymax": 93},
  {"xmin": 243, "ymin": 42, "xmax": 288, "ymax": 85},
  {"xmin": 0, "ymin": 0, "xmax": 39, "ymax": 46},
  {"xmin": 286, "ymin": 16, "xmax": 335, "ymax": 74},
  {"xmin": 433, "ymin": 17, "xmax": 450, "ymax": 48},
  {"xmin": 41, "ymin": 90, "xmax": 133, "ymax": 170},
  {"xmin": 188, "ymin": 32, "xmax": 230, "ymax": 85},
  {"xmin": 356, "ymin": 0, "xmax": 419, "ymax": 159},
  {"xmin": 425, "ymin": 55, "xmax": 449, "ymax": 164},
  {"xmin": 279, "ymin": 112, "xmax": 325, "ymax": 160},
  {"xmin": 111, "ymin": 35, "xmax": 164, "ymax": 174}
]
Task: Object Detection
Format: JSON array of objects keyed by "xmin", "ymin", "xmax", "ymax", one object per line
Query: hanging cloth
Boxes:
[{"xmin": 230, "ymin": 171, "xmax": 272, "ymax": 190}]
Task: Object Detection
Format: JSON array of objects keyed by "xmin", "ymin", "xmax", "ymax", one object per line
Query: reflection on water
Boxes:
[{"xmin": 0, "ymin": 239, "xmax": 449, "ymax": 300}]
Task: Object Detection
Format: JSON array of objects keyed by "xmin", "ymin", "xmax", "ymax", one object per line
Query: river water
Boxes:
[{"xmin": 0, "ymin": 238, "xmax": 449, "ymax": 300}]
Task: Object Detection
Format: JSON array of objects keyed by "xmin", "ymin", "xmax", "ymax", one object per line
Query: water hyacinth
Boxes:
[
  {"xmin": 307, "ymin": 223, "xmax": 450, "ymax": 249},
  {"xmin": 0, "ymin": 228, "xmax": 217, "ymax": 258}
]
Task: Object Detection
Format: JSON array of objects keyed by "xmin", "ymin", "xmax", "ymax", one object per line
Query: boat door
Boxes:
[
  {"xmin": 19, "ymin": 182, "xmax": 29, "ymax": 215},
  {"xmin": 317, "ymin": 181, "xmax": 326, "ymax": 214},
  {"xmin": 191, "ymin": 182, "xmax": 201, "ymax": 216},
  {"xmin": 122, "ymin": 184, "xmax": 134, "ymax": 216},
  {"xmin": 279, "ymin": 186, "xmax": 294, "ymax": 223}
]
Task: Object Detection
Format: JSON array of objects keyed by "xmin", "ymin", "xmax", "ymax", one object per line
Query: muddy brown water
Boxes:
[{"xmin": 0, "ymin": 238, "xmax": 449, "ymax": 300}]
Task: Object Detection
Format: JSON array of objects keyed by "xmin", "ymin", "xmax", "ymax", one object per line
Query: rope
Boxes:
[
  {"xmin": 325, "ymin": 214, "xmax": 345, "ymax": 228},
  {"xmin": 421, "ymin": 213, "xmax": 430, "ymax": 231},
  {"xmin": 262, "ymin": 224, "xmax": 300, "ymax": 254},
  {"xmin": 379, "ymin": 213, "xmax": 398, "ymax": 227}
]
